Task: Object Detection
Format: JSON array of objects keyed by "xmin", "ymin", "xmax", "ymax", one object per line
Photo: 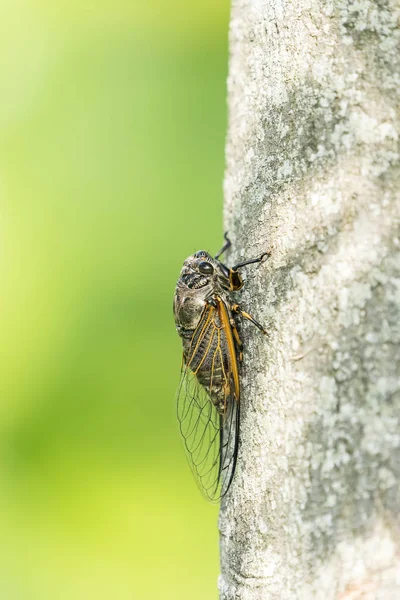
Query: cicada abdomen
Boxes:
[{"xmin": 174, "ymin": 234, "xmax": 269, "ymax": 501}]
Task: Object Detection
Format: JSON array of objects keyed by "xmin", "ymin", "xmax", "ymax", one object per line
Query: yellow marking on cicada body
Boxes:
[{"xmin": 229, "ymin": 270, "xmax": 243, "ymax": 292}]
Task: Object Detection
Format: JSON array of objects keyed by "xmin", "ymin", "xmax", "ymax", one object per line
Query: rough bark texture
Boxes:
[{"xmin": 219, "ymin": 1, "xmax": 400, "ymax": 599}]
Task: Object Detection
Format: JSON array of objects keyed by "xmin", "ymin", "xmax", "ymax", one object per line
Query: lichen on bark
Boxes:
[{"xmin": 219, "ymin": 1, "xmax": 400, "ymax": 598}]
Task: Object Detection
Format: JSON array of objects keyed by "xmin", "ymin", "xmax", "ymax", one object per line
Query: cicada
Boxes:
[{"xmin": 174, "ymin": 234, "xmax": 269, "ymax": 501}]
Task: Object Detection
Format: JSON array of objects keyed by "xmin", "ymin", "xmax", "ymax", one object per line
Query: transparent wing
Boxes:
[{"xmin": 176, "ymin": 303, "xmax": 240, "ymax": 502}]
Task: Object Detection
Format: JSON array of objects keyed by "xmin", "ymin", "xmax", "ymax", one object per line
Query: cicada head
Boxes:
[
  {"xmin": 186, "ymin": 251, "xmax": 244, "ymax": 292},
  {"xmin": 178, "ymin": 250, "xmax": 233, "ymax": 293},
  {"xmin": 174, "ymin": 251, "xmax": 233, "ymax": 332}
]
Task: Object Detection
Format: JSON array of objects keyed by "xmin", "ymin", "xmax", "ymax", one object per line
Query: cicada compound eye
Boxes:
[{"xmin": 198, "ymin": 261, "xmax": 214, "ymax": 275}]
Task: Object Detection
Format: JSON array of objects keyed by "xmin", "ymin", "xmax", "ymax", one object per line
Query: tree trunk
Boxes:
[{"xmin": 219, "ymin": 1, "xmax": 400, "ymax": 598}]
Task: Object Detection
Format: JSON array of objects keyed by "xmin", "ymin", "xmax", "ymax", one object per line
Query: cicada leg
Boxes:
[
  {"xmin": 214, "ymin": 232, "xmax": 232, "ymax": 260},
  {"xmin": 229, "ymin": 250, "xmax": 270, "ymax": 292},
  {"xmin": 232, "ymin": 304, "xmax": 268, "ymax": 336},
  {"xmin": 230, "ymin": 319, "xmax": 243, "ymax": 362},
  {"xmin": 231, "ymin": 251, "xmax": 270, "ymax": 271}
]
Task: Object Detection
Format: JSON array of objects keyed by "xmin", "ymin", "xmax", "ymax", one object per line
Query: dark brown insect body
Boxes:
[{"xmin": 174, "ymin": 234, "xmax": 268, "ymax": 501}]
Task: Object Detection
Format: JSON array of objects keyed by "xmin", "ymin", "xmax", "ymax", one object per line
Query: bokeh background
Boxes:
[{"xmin": 0, "ymin": 1, "xmax": 230, "ymax": 598}]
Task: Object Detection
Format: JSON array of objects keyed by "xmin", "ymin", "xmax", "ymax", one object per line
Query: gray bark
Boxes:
[{"xmin": 219, "ymin": 1, "xmax": 400, "ymax": 599}]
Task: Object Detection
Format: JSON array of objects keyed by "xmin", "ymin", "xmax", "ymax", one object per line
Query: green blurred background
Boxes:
[{"xmin": 0, "ymin": 1, "xmax": 230, "ymax": 598}]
